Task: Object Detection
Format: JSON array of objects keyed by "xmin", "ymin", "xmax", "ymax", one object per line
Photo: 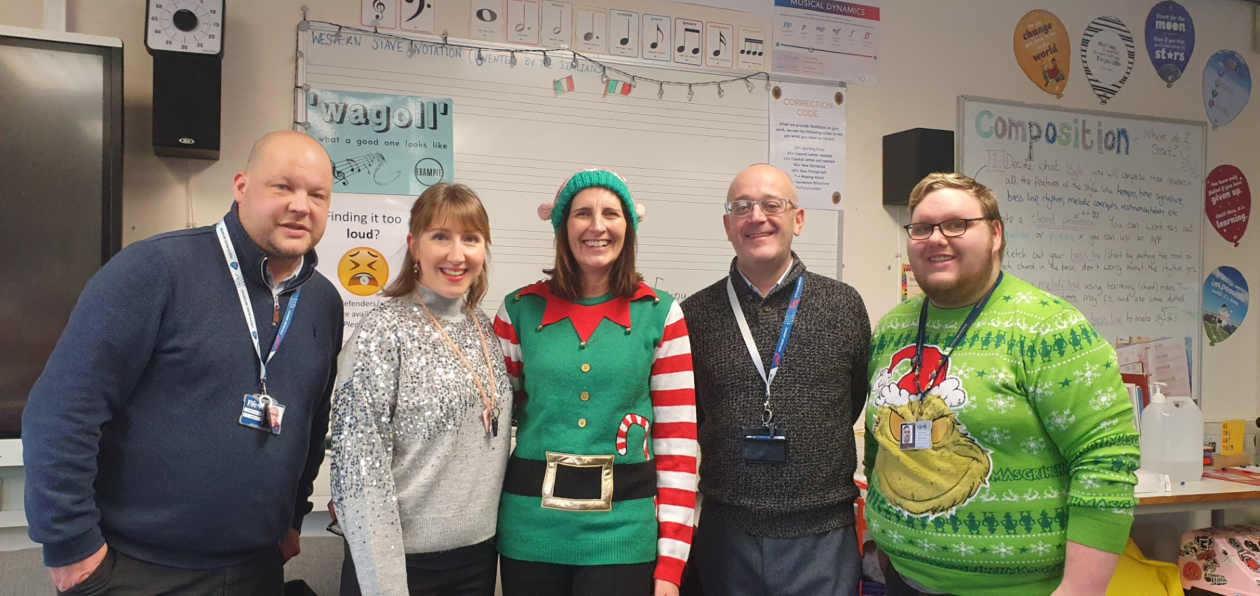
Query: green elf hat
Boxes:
[{"xmin": 537, "ymin": 168, "xmax": 646, "ymax": 232}]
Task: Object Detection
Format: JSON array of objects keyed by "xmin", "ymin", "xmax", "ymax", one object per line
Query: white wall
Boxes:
[{"xmin": 2, "ymin": 0, "xmax": 1258, "ymax": 559}]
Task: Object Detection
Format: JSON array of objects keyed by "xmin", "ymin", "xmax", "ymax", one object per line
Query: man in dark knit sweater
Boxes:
[
  {"xmin": 683, "ymin": 164, "xmax": 870, "ymax": 595},
  {"xmin": 22, "ymin": 131, "xmax": 344, "ymax": 595}
]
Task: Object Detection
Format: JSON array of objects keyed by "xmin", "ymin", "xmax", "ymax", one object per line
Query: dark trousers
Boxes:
[
  {"xmin": 59, "ymin": 546, "xmax": 283, "ymax": 596},
  {"xmin": 499, "ymin": 555, "xmax": 655, "ymax": 596},
  {"xmin": 878, "ymin": 552, "xmax": 955, "ymax": 596},
  {"xmin": 691, "ymin": 507, "xmax": 861, "ymax": 596},
  {"xmin": 339, "ymin": 539, "xmax": 498, "ymax": 596}
]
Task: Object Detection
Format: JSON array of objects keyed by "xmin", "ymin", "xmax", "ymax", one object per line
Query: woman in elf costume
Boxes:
[
  {"xmin": 493, "ymin": 169, "xmax": 699, "ymax": 596},
  {"xmin": 331, "ymin": 184, "xmax": 512, "ymax": 596}
]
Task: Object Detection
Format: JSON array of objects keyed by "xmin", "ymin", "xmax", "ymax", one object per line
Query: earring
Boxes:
[{"xmin": 412, "ymin": 263, "xmax": 419, "ymax": 274}]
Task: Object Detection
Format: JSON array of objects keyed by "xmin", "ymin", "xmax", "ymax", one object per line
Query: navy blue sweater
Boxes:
[{"xmin": 23, "ymin": 207, "xmax": 344, "ymax": 569}]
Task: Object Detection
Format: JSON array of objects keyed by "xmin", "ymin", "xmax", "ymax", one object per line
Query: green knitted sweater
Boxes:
[{"xmin": 863, "ymin": 274, "xmax": 1139, "ymax": 596}]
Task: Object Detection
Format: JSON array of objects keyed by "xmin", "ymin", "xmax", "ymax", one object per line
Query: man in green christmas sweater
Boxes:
[{"xmin": 864, "ymin": 173, "xmax": 1139, "ymax": 596}]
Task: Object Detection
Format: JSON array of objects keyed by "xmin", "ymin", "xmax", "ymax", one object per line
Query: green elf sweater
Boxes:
[
  {"xmin": 863, "ymin": 274, "xmax": 1139, "ymax": 596},
  {"xmin": 493, "ymin": 282, "xmax": 698, "ymax": 585}
]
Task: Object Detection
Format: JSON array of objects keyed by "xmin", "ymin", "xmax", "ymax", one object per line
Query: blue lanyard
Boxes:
[
  {"xmin": 727, "ymin": 274, "xmax": 805, "ymax": 424},
  {"xmin": 912, "ymin": 271, "xmax": 1002, "ymax": 396},
  {"xmin": 215, "ymin": 220, "xmax": 301, "ymax": 395}
]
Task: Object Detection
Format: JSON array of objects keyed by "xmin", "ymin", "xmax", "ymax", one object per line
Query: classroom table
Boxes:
[{"xmin": 1136, "ymin": 477, "xmax": 1260, "ymax": 527}]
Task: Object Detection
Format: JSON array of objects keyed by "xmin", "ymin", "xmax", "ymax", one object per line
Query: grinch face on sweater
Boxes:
[{"xmin": 871, "ymin": 345, "xmax": 992, "ymax": 516}]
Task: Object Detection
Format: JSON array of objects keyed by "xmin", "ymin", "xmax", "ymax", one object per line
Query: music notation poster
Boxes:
[
  {"xmin": 507, "ymin": 0, "xmax": 540, "ymax": 45},
  {"xmin": 609, "ymin": 9, "xmax": 639, "ymax": 58},
  {"xmin": 642, "ymin": 14, "xmax": 671, "ymax": 62},
  {"xmin": 737, "ymin": 26, "xmax": 766, "ymax": 70},
  {"xmin": 399, "ymin": 0, "xmax": 436, "ymax": 33},
  {"xmin": 769, "ymin": 81, "xmax": 847, "ymax": 211},
  {"xmin": 541, "ymin": 1, "xmax": 572, "ymax": 47},
  {"xmin": 705, "ymin": 22, "xmax": 733, "ymax": 69},
  {"xmin": 772, "ymin": 0, "xmax": 880, "ymax": 86},
  {"xmin": 361, "ymin": 0, "xmax": 398, "ymax": 29},
  {"xmin": 574, "ymin": 5, "xmax": 608, "ymax": 54},
  {"xmin": 673, "ymin": 18, "xmax": 703, "ymax": 66},
  {"xmin": 305, "ymin": 88, "xmax": 455, "ymax": 197},
  {"xmin": 471, "ymin": 0, "xmax": 506, "ymax": 40}
]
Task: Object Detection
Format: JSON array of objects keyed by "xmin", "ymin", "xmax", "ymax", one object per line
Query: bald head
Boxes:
[
  {"xmin": 245, "ymin": 130, "xmax": 332, "ymax": 178},
  {"xmin": 727, "ymin": 164, "xmax": 797, "ymax": 204}
]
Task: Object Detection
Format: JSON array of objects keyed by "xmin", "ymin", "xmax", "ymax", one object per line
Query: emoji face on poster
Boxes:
[
  {"xmin": 1203, "ymin": 50, "xmax": 1252, "ymax": 129},
  {"xmin": 1203, "ymin": 266, "xmax": 1249, "ymax": 346},
  {"xmin": 1014, "ymin": 10, "xmax": 1070, "ymax": 99},
  {"xmin": 1205, "ymin": 165, "xmax": 1251, "ymax": 247},
  {"xmin": 1144, "ymin": 1, "xmax": 1195, "ymax": 88},
  {"xmin": 1080, "ymin": 16, "xmax": 1134, "ymax": 105},
  {"xmin": 337, "ymin": 247, "xmax": 391, "ymax": 296}
]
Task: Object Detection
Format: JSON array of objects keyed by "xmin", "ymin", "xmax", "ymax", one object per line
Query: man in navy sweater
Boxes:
[{"xmin": 22, "ymin": 131, "xmax": 345, "ymax": 594}]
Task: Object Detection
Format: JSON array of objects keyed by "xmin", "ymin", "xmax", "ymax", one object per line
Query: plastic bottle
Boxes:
[{"xmin": 1139, "ymin": 382, "xmax": 1204, "ymax": 484}]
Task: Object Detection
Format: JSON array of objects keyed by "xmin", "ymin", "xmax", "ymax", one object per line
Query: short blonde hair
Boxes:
[{"xmin": 908, "ymin": 172, "xmax": 1005, "ymax": 259}]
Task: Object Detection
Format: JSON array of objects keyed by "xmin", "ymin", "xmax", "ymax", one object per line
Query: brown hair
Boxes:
[
  {"xmin": 908, "ymin": 172, "xmax": 1006, "ymax": 259},
  {"xmin": 544, "ymin": 198, "xmax": 643, "ymax": 301},
  {"xmin": 383, "ymin": 183, "xmax": 492, "ymax": 309}
]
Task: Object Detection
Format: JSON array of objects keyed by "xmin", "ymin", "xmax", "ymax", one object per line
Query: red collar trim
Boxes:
[{"xmin": 517, "ymin": 282, "xmax": 658, "ymax": 342}]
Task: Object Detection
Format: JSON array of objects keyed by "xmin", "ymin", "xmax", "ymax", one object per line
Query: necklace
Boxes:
[{"xmin": 417, "ymin": 296, "xmax": 500, "ymax": 437}]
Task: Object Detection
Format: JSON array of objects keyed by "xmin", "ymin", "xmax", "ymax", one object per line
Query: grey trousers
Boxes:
[
  {"xmin": 691, "ymin": 507, "xmax": 861, "ymax": 596},
  {"xmin": 58, "ymin": 546, "xmax": 283, "ymax": 596}
]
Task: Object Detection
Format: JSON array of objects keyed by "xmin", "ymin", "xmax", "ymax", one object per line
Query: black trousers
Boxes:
[
  {"xmin": 691, "ymin": 507, "xmax": 861, "ymax": 596},
  {"xmin": 499, "ymin": 555, "xmax": 655, "ymax": 596},
  {"xmin": 339, "ymin": 539, "xmax": 498, "ymax": 596},
  {"xmin": 878, "ymin": 552, "xmax": 956, "ymax": 596},
  {"xmin": 59, "ymin": 546, "xmax": 283, "ymax": 596}
]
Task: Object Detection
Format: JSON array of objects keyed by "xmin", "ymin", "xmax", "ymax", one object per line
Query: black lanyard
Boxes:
[{"xmin": 912, "ymin": 272, "xmax": 1003, "ymax": 396}]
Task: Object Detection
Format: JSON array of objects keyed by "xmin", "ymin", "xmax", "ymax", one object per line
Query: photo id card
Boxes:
[
  {"xmin": 240, "ymin": 394, "xmax": 285, "ymax": 435},
  {"xmin": 899, "ymin": 420, "xmax": 931, "ymax": 451}
]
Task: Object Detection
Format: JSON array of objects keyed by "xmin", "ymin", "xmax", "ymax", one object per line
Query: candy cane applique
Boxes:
[{"xmin": 616, "ymin": 413, "xmax": 651, "ymax": 460}]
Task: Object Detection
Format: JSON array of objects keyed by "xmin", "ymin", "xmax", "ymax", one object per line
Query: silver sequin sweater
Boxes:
[{"xmin": 331, "ymin": 286, "xmax": 512, "ymax": 596}]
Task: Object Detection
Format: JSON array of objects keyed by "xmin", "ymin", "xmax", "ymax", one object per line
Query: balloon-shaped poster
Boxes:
[
  {"xmin": 1203, "ymin": 50, "xmax": 1252, "ymax": 129},
  {"xmin": 1206, "ymin": 165, "xmax": 1251, "ymax": 246},
  {"xmin": 1203, "ymin": 266, "xmax": 1249, "ymax": 346},
  {"xmin": 1145, "ymin": 1, "xmax": 1195, "ymax": 87},
  {"xmin": 1081, "ymin": 16, "xmax": 1134, "ymax": 104},
  {"xmin": 1014, "ymin": 10, "xmax": 1070, "ymax": 99}
]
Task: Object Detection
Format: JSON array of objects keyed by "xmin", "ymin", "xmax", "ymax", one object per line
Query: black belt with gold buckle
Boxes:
[{"xmin": 503, "ymin": 452, "xmax": 656, "ymax": 511}]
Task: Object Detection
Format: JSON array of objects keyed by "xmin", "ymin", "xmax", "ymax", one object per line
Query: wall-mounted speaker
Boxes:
[
  {"xmin": 151, "ymin": 53, "xmax": 221, "ymax": 160},
  {"xmin": 883, "ymin": 128, "xmax": 954, "ymax": 206}
]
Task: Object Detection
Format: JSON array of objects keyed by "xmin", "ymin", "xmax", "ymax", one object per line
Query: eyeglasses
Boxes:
[
  {"xmin": 903, "ymin": 217, "xmax": 992, "ymax": 240},
  {"xmin": 724, "ymin": 198, "xmax": 797, "ymax": 217}
]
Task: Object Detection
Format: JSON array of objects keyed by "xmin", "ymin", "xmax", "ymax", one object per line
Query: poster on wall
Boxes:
[
  {"xmin": 642, "ymin": 14, "xmax": 671, "ymax": 62},
  {"xmin": 608, "ymin": 9, "xmax": 639, "ymax": 58},
  {"xmin": 1203, "ymin": 50, "xmax": 1251, "ymax": 129},
  {"xmin": 1205, "ymin": 165, "xmax": 1251, "ymax": 247},
  {"xmin": 769, "ymin": 81, "xmax": 846, "ymax": 211},
  {"xmin": 400, "ymin": 0, "xmax": 437, "ymax": 33},
  {"xmin": 737, "ymin": 26, "xmax": 766, "ymax": 70},
  {"xmin": 541, "ymin": 1, "xmax": 572, "ymax": 47},
  {"xmin": 1080, "ymin": 16, "xmax": 1134, "ymax": 105},
  {"xmin": 507, "ymin": 0, "xmax": 541, "ymax": 45},
  {"xmin": 362, "ymin": 0, "xmax": 398, "ymax": 29},
  {"xmin": 316, "ymin": 194, "xmax": 415, "ymax": 339},
  {"xmin": 574, "ymin": 5, "xmax": 609, "ymax": 54},
  {"xmin": 471, "ymin": 0, "xmax": 506, "ymax": 40},
  {"xmin": 1014, "ymin": 10, "xmax": 1069, "ymax": 99},
  {"xmin": 1144, "ymin": 0, "xmax": 1194, "ymax": 88},
  {"xmin": 1203, "ymin": 266, "xmax": 1249, "ymax": 346},
  {"xmin": 306, "ymin": 88, "xmax": 454, "ymax": 196},
  {"xmin": 772, "ymin": 0, "xmax": 880, "ymax": 86}
]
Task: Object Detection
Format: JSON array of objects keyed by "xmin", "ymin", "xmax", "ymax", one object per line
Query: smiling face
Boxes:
[
  {"xmin": 566, "ymin": 187, "xmax": 627, "ymax": 286},
  {"xmin": 233, "ymin": 132, "xmax": 332, "ymax": 266},
  {"xmin": 723, "ymin": 165, "xmax": 804, "ymax": 272},
  {"xmin": 908, "ymin": 187, "xmax": 1003, "ymax": 309},
  {"xmin": 408, "ymin": 217, "xmax": 486, "ymax": 300}
]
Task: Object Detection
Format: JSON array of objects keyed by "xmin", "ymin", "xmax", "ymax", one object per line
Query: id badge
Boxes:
[
  {"xmin": 240, "ymin": 394, "xmax": 285, "ymax": 435},
  {"xmin": 742, "ymin": 424, "xmax": 789, "ymax": 464},
  {"xmin": 899, "ymin": 421, "xmax": 931, "ymax": 451}
]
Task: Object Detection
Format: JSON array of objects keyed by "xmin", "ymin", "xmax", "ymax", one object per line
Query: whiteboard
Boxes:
[
  {"xmin": 957, "ymin": 97, "xmax": 1205, "ymax": 400},
  {"xmin": 298, "ymin": 22, "xmax": 840, "ymax": 317}
]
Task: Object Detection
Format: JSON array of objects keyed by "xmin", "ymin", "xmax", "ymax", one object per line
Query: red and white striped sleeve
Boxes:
[
  {"xmin": 649, "ymin": 300, "xmax": 698, "ymax": 587},
  {"xmin": 493, "ymin": 303, "xmax": 525, "ymax": 398}
]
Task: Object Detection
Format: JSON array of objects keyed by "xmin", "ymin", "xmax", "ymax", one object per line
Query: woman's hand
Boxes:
[{"xmin": 654, "ymin": 579, "xmax": 680, "ymax": 596}]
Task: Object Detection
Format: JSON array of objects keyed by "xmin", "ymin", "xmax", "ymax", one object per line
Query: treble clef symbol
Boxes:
[{"xmin": 373, "ymin": 0, "xmax": 386, "ymax": 18}]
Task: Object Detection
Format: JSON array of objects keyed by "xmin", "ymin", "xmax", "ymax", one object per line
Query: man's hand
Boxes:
[
  {"xmin": 279, "ymin": 528, "xmax": 301, "ymax": 563},
  {"xmin": 48, "ymin": 544, "xmax": 108, "ymax": 592},
  {"xmin": 654, "ymin": 579, "xmax": 680, "ymax": 596}
]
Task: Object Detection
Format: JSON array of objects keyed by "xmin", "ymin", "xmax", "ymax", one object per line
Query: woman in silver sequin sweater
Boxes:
[{"xmin": 331, "ymin": 184, "xmax": 512, "ymax": 596}]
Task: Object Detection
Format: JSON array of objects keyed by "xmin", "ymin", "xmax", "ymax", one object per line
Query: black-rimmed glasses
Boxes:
[
  {"xmin": 903, "ymin": 217, "xmax": 992, "ymax": 240},
  {"xmin": 724, "ymin": 198, "xmax": 797, "ymax": 217}
]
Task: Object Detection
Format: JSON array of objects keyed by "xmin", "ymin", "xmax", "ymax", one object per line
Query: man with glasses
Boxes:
[
  {"xmin": 682, "ymin": 164, "xmax": 870, "ymax": 595},
  {"xmin": 863, "ymin": 173, "xmax": 1138, "ymax": 596}
]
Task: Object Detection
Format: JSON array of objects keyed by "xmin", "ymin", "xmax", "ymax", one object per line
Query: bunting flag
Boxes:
[
  {"xmin": 604, "ymin": 79, "xmax": 632, "ymax": 97},
  {"xmin": 553, "ymin": 75, "xmax": 575, "ymax": 96}
]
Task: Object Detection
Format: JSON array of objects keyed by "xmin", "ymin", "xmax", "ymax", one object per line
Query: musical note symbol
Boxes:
[
  {"xmin": 583, "ymin": 13, "xmax": 596, "ymax": 41},
  {"xmin": 677, "ymin": 27, "xmax": 699, "ymax": 54},
  {"xmin": 618, "ymin": 17, "xmax": 631, "ymax": 46},
  {"xmin": 742, "ymin": 37, "xmax": 763, "ymax": 57},
  {"xmin": 551, "ymin": 10, "xmax": 561, "ymax": 34},
  {"xmin": 476, "ymin": 8, "xmax": 498, "ymax": 22},
  {"xmin": 372, "ymin": 0, "xmax": 386, "ymax": 18},
  {"xmin": 712, "ymin": 31, "xmax": 726, "ymax": 57},
  {"xmin": 649, "ymin": 24, "xmax": 663, "ymax": 49},
  {"xmin": 403, "ymin": 0, "xmax": 431, "ymax": 23}
]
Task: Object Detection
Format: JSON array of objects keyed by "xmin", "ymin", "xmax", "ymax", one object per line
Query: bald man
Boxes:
[
  {"xmin": 682, "ymin": 164, "xmax": 870, "ymax": 595},
  {"xmin": 23, "ymin": 131, "xmax": 345, "ymax": 595}
]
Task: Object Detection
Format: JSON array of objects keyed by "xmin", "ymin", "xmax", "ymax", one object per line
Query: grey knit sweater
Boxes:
[{"xmin": 683, "ymin": 256, "xmax": 871, "ymax": 537}]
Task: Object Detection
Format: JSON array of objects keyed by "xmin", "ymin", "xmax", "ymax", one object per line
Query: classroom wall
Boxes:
[{"xmin": 2, "ymin": 0, "xmax": 1258, "ymax": 558}]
